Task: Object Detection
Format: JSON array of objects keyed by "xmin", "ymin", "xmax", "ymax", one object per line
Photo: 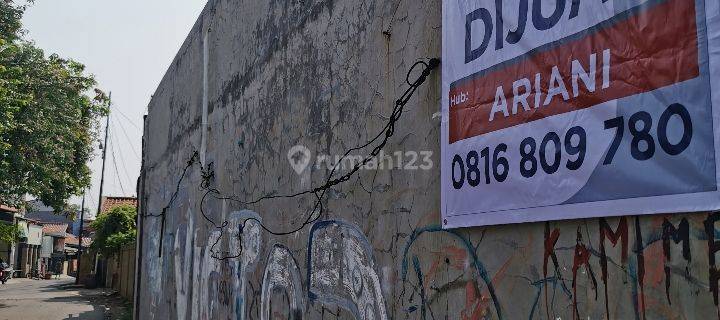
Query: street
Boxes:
[{"xmin": 0, "ymin": 276, "xmax": 127, "ymax": 320}]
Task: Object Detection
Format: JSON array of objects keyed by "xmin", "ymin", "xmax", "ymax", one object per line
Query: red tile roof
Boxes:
[
  {"xmin": 65, "ymin": 234, "xmax": 92, "ymax": 247},
  {"xmin": 42, "ymin": 223, "xmax": 68, "ymax": 236},
  {"xmin": 100, "ymin": 196, "xmax": 137, "ymax": 215},
  {"xmin": 65, "ymin": 234, "xmax": 78, "ymax": 245},
  {"xmin": 0, "ymin": 205, "xmax": 19, "ymax": 213}
]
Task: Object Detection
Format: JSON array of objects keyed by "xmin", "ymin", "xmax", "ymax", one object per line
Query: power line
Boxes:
[
  {"xmin": 112, "ymin": 115, "xmax": 141, "ymax": 160},
  {"xmin": 86, "ymin": 194, "xmax": 97, "ymax": 218},
  {"xmin": 114, "ymin": 108, "xmax": 142, "ymax": 131},
  {"xmin": 110, "ymin": 123, "xmax": 138, "ymax": 190},
  {"xmin": 109, "ymin": 130, "xmax": 127, "ymax": 195}
]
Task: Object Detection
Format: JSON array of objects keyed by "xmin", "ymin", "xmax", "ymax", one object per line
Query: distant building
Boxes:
[
  {"xmin": 15, "ymin": 216, "xmax": 42, "ymax": 277},
  {"xmin": 25, "ymin": 199, "xmax": 92, "ymax": 278},
  {"xmin": 0, "ymin": 205, "xmax": 19, "ymax": 266},
  {"xmin": 64, "ymin": 234, "xmax": 92, "ymax": 248},
  {"xmin": 25, "ymin": 209, "xmax": 75, "ymax": 225},
  {"xmin": 40, "ymin": 223, "xmax": 70, "ymax": 276},
  {"xmin": 25, "ymin": 200, "xmax": 95, "ymax": 238},
  {"xmin": 99, "ymin": 196, "xmax": 137, "ymax": 215}
]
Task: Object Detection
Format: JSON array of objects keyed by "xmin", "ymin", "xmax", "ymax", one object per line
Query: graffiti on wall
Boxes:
[
  {"xmin": 307, "ymin": 220, "xmax": 388, "ymax": 320},
  {"xmin": 228, "ymin": 211, "xmax": 262, "ymax": 320},
  {"xmin": 173, "ymin": 212, "xmax": 194, "ymax": 320},
  {"xmin": 400, "ymin": 225, "xmax": 501, "ymax": 319},
  {"xmin": 143, "ymin": 208, "xmax": 720, "ymax": 319},
  {"xmin": 261, "ymin": 244, "xmax": 304, "ymax": 320}
]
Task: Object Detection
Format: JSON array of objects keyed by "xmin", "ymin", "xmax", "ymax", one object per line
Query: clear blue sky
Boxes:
[{"xmin": 21, "ymin": 0, "xmax": 207, "ymax": 215}]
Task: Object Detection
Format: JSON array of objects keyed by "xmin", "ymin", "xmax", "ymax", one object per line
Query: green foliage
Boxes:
[
  {"xmin": 0, "ymin": 1, "xmax": 109, "ymax": 210},
  {"xmin": 90, "ymin": 205, "xmax": 136, "ymax": 256},
  {"xmin": 105, "ymin": 230, "xmax": 136, "ymax": 253},
  {"xmin": 0, "ymin": 223, "xmax": 20, "ymax": 243},
  {"xmin": 0, "ymin": 2, "xmax": 23, "ymax": 42}
]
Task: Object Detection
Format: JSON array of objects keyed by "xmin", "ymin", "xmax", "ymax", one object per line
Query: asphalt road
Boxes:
[{"xmin": 0, "ymin": 276, "xmax": 113, "ymax": 320}]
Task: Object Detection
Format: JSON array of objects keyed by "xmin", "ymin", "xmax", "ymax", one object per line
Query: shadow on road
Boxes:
[
  {"xmin": 61, "ymin": 304, "xmax": 108, "ymax": 320},
  {"xmin": 0, "ymin": 278, "xmax": 130, "ymax": 320},
  {"xmin": 52, "ymin": 284, "xmax": 128, "ymax": 320}
]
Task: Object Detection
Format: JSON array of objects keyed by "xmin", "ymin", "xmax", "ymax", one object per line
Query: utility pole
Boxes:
[
  {"xmin": 96, "ymin": 93, "xmax": 111, "ymax": 218},
  {"xmin": 90, "ymin": 94, "xmax": 110, "ymax": 278},
  {"xmin": 75, "ymin": 192, "xmax": 85, "ymax": 285}
]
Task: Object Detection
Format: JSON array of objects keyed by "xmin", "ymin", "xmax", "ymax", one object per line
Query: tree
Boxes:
[
  {"xmin": 0, "ymin": 223, "xmax": 20, "ymax": 244},
  {"xmin": 90, "ymin": 205, "xmax": 136, "ymax": 256},
  {"xmin": 0, "ymin": 1, "xmax": 109, "ymax": 211}
]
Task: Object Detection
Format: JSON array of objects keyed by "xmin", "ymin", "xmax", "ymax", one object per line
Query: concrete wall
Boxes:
[
  {"xmin": 137, "ymin": 0, "xmax": 719, "ymax": 318},
  {"xmin": 40, "ymin": 236, "xmax": 52, "ymax": 258},
  {"xmin": 26, "ymin": 224, "xmax": 43, "ymax": 246}
]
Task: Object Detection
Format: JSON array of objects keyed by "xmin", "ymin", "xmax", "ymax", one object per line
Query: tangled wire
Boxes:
[{"xmin": 146, "ymin": 58, "xmax": 440, "ymax": 259}]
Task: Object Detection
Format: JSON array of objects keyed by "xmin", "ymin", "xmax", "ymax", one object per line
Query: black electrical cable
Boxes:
[
  {"xmin": 109, "ymin": 132, "xmax": 127, "ymax": 195},
  {"xmin": 110, "ymin": 122, "xmax": 136, "ymax": 192},
  {"xmin": 144, "ymin": 151, "xmax": 199, "ymax": 218},
  {"xmin": 147, "ymin": 58, "xmax": 440, "ymax": 260},
  {"xmin": 112, "ymin": 115, "xmax": 141, "ymax": 160},
  {"xmin": 204, "ymin": 58, "xmax": 440, "ymax": 260},
  {"xmin": 147, "ymin": 152, "xmax": 199, "ymax": 257}
]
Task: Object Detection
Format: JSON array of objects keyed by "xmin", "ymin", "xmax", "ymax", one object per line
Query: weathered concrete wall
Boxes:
[{"xmin": 138, "ymin": 0, "xmax": 719, "ymax": 318}]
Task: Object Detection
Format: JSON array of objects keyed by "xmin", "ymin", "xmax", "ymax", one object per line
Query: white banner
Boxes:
[{"xmin": 441, "ymin": 0, "xmax": 720, "ymax": 227}]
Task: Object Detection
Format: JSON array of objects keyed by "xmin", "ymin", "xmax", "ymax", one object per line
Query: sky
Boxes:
[{"xmin": 21, "ymin": 0, "xmax": 207, "ymax": 216}]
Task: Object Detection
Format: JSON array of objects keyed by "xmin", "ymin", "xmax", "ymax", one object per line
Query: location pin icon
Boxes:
[{"xmin": 287, "ymin": 145, "xmax": 311, "ymax": 175}]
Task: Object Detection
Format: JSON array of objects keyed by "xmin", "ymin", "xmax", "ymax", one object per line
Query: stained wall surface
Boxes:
[{"xmin": 138, "ymin": 0, "xmax": 720, "ymax": 318}]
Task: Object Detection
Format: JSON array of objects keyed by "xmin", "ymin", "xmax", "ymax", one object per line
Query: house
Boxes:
[
  {"xmin": 86, "ymin": 196, "xmax": 137, "ymax": 286},
  {"xmin": 14, "ymin": 216, "xmax": 43, "ymax": 277},
  {"xmin": 64, "ymin": 233, "xmax": 92, "ymax": 277},
  {"xmin": 64, "ymin": 233, "xmax": 92, "ymax": 248},
  {"xmin": 99, "ymin": 196, "xmax": 137, "ymax": 215},
  {"xmin": 40, "ymin": 223, "xmax": 70, "ymax": 277},
  {"xmin": 0, "ymin": 204, "xmax": 47, "ymax": 277},
  {"xmin": 0, "ymin": 205, "xmax": 19, "ymax": 266},
  {"xmin": 25, "ymin": 200, "xmax": 82, "ymax": 235},
  {"xmin": 26, "ymin": 201, "xmax": 95, "ymax": 277}
]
